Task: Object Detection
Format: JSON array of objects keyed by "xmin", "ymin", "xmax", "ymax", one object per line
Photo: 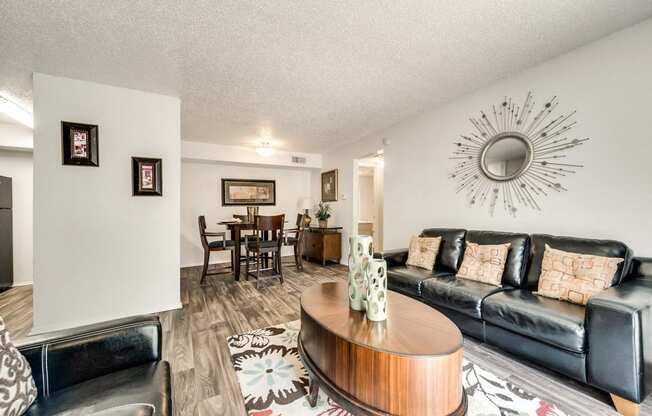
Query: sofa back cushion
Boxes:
[
  {"xmin": 466, "ymin": 230, "xmax": 530, "ymax": 287},
  {"xmin": 526, "ymin": 234, "xmax": 632, "ymax": 289},
  {"xmin": 420, "ymin": 228, "xmax": 466, "ymax": 274}
]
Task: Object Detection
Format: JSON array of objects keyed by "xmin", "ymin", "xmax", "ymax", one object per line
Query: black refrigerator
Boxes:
[{"xmin": 0, "ymin": 176, "xmax": 13, "ymax": 291}]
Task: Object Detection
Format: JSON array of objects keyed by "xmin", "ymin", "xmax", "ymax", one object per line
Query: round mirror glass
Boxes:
[{"xmin": 481, "ymin": 135, "xmax": 531, "ymax": 181}]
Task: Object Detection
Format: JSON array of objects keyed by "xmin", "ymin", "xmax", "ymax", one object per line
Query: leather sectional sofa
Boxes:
[
  {"xmin": 381, "ymin": 228, "xmax": 651, "ymax": 416},
  {"xmin": 16, "ymin": 314, "xmax": 171, "ymax": 415}
]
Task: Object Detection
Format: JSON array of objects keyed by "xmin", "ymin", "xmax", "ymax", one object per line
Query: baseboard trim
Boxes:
[{"xmin": 12, "ymin": 281, "xmax": 33, "ymax": 287}]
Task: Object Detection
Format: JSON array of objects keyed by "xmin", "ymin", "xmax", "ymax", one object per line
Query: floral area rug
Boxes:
[{"xmin": 227, "ymin": 321, "xmax": 570, "ymax": 416}]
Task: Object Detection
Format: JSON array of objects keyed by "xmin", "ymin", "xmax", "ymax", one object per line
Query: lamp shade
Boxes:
[{"xmin": 298, "ymin": 197, "xmax": 312, "ymax": 210}]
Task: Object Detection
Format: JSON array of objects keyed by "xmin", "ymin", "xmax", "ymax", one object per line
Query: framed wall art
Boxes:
[
  {"xmin": 61, "ymin": 121, "xmax": 99, "ymax": 166},
  {"xmin": 321, "ymin": 169, "xmax": 338, "ymax": 202},
  {"xmin": 221, "ymin": 179, "xmax": 276, "ymax": 206},
  {"xmin": 132, "ymin": 157, "xmax": 162, "ymax": 196}
]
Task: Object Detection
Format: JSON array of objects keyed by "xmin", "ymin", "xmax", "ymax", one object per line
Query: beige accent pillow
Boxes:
[
  {"xmin": 536, "ymin": 244, "xmax": 624, "ymax": 306},
  {"xmin": 456, "ymin": 242, "xmax": 511, "ymax": 286},
  {"xmin": 406, "ymin": 236, "xmax": 442, "ymax": 271}
]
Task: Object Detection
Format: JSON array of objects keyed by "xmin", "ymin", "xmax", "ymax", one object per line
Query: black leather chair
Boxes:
[
  {"xmin": 381, "ymin": 228, "xmax": 651, "ymax": 416},
  {"xmin": 16, "ymin": 315, "xmax": 171, "ymax": 416}
]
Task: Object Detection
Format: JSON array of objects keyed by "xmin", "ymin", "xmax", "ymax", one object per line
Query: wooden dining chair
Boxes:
[
  {"xmin": 244, "ymin": 214, "xmax": 285, "ymax": 288},
  {"xmin": 283, "ymin": 213, "xmax": 306, "ymax": 270},
  {"xmin": 198, "ymin": 215, "xmax": 235, "ymax": 284}
]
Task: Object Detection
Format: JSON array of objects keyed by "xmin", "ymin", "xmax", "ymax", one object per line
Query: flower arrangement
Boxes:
[{"xmin": 315, "ymin": 201, "xmax": 332, "ymax": 227}]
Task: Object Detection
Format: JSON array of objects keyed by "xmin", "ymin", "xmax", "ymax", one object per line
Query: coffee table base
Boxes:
[{"xmin": 298, "ymin": 335, "xmax": 467, "ymax": 416}]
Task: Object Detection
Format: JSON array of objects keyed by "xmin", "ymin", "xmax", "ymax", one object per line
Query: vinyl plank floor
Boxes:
[{"xmin": 1, "ymin": 261, "xmax": 650, "ymax": 416}]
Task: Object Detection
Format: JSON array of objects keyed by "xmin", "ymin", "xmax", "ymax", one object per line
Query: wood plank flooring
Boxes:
[{"xmin": 1, "ymin": 260, "xmax": 650, "ymax": 416}]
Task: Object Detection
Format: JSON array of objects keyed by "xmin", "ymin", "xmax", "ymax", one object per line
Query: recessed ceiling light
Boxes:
[{"xmin": 0, "ymin": 95, "xmax": 33, "ymax": 129}]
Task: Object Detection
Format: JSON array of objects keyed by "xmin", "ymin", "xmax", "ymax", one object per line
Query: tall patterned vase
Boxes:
[
  {"xmin": 348, "ymin": 235, "xmax": 373, "ymax": 311},
  {"xmin": 364, "ymin": 259, "xmax": 388, "ymax": 321}
]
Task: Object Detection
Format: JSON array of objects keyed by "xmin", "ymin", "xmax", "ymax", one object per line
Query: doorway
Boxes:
[{"xmin": 354, "ymin": 151, "xmax": 384, "ymax": 251}]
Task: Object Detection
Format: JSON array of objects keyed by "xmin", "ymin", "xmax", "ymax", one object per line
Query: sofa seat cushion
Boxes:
[
  {"xmin": 387, "ymin": 266, "xmax": 451, "ymax": 297},
  {"xmin": 421, "ymin": 275, "xmax": 509, "ymax": 319},
  {"xmin": 483, "ymin": 290, "xmax": 586, "ymax": 353},
  {"xmin": 25, "ymin": 361, "xmax": 171, "ymax": 416}
]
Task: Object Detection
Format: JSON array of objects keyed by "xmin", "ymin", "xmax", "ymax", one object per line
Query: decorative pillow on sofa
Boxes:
[
  {"xmin": 0, "ymin": 316, "xmax": 37, "ymax": 415},
  {"xmin": 456, "ymin": 242, "xmax": 511, "ymax": 286},
  {"xmin": 406, "ymin": 236, "xmax": 442, "ymax": 271},
  {"xmin": 536, "ymin": 244, "xmax": 624, "ymax": 306}
]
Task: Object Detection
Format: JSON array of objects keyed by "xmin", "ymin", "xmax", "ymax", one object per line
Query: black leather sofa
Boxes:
[
  {"xmin": 15, "ymin": 315, "xmax": 172, "ymax": 416},
  {"xmin": 381, "ymin": 228, "xmax": 651, "ymax": 415}
]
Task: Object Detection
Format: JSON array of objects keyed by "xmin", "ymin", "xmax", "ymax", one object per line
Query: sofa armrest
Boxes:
[
  {"xmin": 16, "ymin": 314, "xmax": 162, "ymax": 398},
  {"xmin": 374, "ymin": 248, "xmax": 409, "ymax": 268},
  {"xmin": 628, "ymin": 257, "xmax": 652, "ymax": 281},
  {"xmin": 586, "ymin": 277, "xmax": 652, "ymax": 403}
]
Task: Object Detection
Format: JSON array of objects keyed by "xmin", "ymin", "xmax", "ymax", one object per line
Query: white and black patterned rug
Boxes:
[{"xmin": 227, "ymin": 321, "xmax": 569, "ymax": 416}]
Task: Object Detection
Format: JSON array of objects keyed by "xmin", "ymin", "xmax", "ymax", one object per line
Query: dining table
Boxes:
[
  {"xmin": 218, "ymin": 220, "xmax": 255, "ymax": 281},
  {"xmin": 218, "ymin": 219, "xmax": 290, "ymax": 281}
]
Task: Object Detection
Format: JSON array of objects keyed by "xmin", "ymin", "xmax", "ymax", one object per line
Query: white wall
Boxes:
[
  {"xmin": 181, "ymin": 160, "xmax": 314, "ymax": 267},
  {"xmin": 319, "ymin": 139, "xmax": 385, "ymax": 263},
  {"xmin": 0, "ymin": 148, "xmax": 33, "ymax": 285},
  {"xmin": 33, "ymin": 74, "xmax": 181, "ymax": 333},
  {"xmin": 318, "ymin": 19, "xmax": 652, "ymax": 257},
  {"xmin": 183, "ymin": 141, "xmax": 322, "ymax": 169},
  {"xmin": 0, "ymin": 123, "xmax": 33, "ymax": 151}
]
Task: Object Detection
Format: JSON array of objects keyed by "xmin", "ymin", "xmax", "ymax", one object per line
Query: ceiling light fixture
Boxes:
[
  {"xmin": 0, "ymin": 95, "xmax": 33, "ymax": 129},
  {"xmin": 256, "ymin": 141, "xmax": 274, "ymax": 157}
]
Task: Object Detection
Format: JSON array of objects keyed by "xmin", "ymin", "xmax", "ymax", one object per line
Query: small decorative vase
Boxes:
[
  {"xmin": 318, "ymin": 219, "xmax": 328, "ymax": 228},
  {"xmin": 246, "ymin": 206, "xmax": 259, "ymax": 223},
  {"xmin": 348, "ymin": 235, "xmax": 373, "ymax": 311},
  {"xmin": 363, "ymin": 259, "xmax": 388, "ymax": 322}
]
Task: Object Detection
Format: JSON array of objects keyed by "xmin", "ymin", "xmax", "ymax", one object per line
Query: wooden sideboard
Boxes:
[{"xmin": 303, "ymin": 227, "xmax": 342, "ymax": 266}]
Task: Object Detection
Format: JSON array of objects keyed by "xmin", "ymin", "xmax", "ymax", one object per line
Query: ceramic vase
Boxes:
[
  {"xmin": 348, "ymin": 235, "xmax": 373, "ymax": 311},
  {"xmin": 364, "ymin": 259, "xmax": 388, "ymax": 322}
]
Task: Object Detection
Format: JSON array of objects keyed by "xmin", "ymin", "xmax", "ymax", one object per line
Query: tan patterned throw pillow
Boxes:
[
  {"xmin": 406, "ymin": 236, "xmax": 442, "ymax": 271},
  {"xmin": 0, "ymin": 316, "xmax": 37, "ymax": 415},
  {"xmin": 456, "ymin": 242, "xmax": 511, "ymax": 286},
  {"xmin": 536, "ymin": 244, "xmax": 624, "ymax": 306}
]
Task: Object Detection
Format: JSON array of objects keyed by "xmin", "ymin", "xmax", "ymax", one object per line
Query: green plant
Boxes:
[{"xmin": 315, "ymin": 201, "xmax": 332, "ymax": 220}]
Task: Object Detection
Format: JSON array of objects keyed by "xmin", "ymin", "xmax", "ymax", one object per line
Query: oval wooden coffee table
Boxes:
[{"xmin": 299, "ymin": 281, "xmax": 466, "ymax": 416}]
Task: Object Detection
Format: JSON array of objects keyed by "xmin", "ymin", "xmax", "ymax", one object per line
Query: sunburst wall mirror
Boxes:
[{"xmin": 449, "ymin": 92, "xmax": 589, "ymax": 217}]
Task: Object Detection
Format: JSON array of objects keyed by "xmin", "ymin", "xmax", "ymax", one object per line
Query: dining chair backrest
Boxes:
[
  {"xmin": 198, "ymin": 215, "xmax": 209, "ymax": 249},
  {"xmin": 254, "ymin": 214, "xmax": 285, "ymax": 246},
  {"xmin": 295, "ymin": 213, "xmax": 306, "ymax": 229}
]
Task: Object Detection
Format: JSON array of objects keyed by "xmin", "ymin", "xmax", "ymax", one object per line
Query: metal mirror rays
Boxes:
[{"xmin": 449, "ymin": 92, "xmax": 589, "ymax": 216}]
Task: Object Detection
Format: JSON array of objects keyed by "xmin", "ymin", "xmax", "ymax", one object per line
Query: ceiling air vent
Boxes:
[{"xmin": 291, "ymin": 156, "xmax": 307, "ymax": 164}]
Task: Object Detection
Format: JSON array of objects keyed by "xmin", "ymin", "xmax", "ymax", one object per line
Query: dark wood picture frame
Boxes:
[
  {"xmin": 221, "ymin": 178, "xmax": 276, "ymax": 206},
  {"xmin": 61, "ymin": 121, "xmax": 99, "ymax": 166},
  {"xmin": 321, "ymin": 169, "xmax": 338, "ymax": 202},
  {"xmin": 132, "ymin": 157, "xmax": 162, "ymax": 196}
]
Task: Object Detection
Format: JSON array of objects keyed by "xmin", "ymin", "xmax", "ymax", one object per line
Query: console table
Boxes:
[{"xmin": 302, "ymin": 227, "xmax": 342, "ymax": 266}]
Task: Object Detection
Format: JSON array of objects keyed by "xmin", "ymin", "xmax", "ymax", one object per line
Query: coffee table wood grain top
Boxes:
[
  {"xmin": 300, "ymin": 281, "xmax": 462, "ymax": 356},
  {"xmin": 299, "ymin": 281, "xmax": 466, "ymax": 416}
]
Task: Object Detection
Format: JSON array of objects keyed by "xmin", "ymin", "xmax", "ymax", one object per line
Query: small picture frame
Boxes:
[
  {"xmin": 61, "ymin": 121, "xmax": 99, "ymax": 166},
  {"xmin": 321, "ymin": 169, "xmax": 338, "ymax": 202},
  {"xmin": 132, "ymin": 157, "xmax": 162, "ymax": 196}
]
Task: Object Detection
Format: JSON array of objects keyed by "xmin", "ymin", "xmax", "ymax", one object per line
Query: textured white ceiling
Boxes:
[{"xmin": 2, "ymin": 1, "xmax": 651, "ymax": 152}]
